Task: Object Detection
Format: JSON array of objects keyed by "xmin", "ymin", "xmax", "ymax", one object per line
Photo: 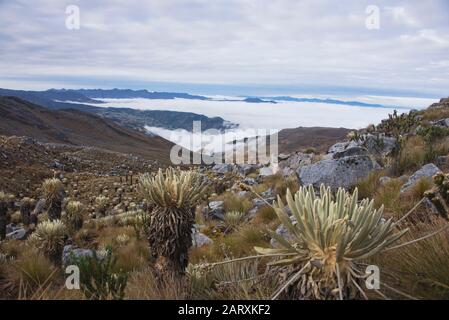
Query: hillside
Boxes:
[
  {"xmin": 277, "ymin": 126, "xmax": 352, "ymax": 153},
  {"xmin": 0, "ymin": 96, "xmax": 173, "ymax": 162},
  {"xmin": 0, "ymin": 88, "xmax": 234, "ymax": 131}
]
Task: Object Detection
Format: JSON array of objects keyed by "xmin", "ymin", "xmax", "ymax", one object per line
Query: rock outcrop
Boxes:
[
  {"xmin": 297, "ymin": 155, "xmax": 379, "ymax": 190},
  {"xmin": 400, "ymin": 163, "xmax": 441, "ymax": 193}
]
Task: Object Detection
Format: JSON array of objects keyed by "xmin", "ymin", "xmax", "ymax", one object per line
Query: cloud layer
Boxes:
[{"xmin": 0, "ymin": 0, "xmax": 448, "ymax": 96}]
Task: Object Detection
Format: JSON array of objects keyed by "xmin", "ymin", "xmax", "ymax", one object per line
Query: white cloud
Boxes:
[{"xmin": 0, "ymin": 0, "xmax": 448, "ymax": 96}]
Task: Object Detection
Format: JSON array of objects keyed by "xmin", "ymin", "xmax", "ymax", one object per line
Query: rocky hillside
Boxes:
[{"xmin": 0, "ymin": 96, "xmax": 173, "ymax": 161}]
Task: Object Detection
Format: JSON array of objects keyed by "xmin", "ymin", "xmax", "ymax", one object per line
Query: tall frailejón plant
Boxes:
[
  {"xmin": 139, "ymin": 168, "xmax": 208, "ymax": 279},
  {"xmin": 42, "ymin": 178, "xmax": 64, "ymax": 221},
  {"xmin": 255, "ymin": 184, "xmax": 408, "ymax": 300}
]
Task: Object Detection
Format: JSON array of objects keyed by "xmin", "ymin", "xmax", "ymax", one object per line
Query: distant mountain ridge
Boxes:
[
  {"xmin": 0, "ymin": 88, "xmax": 234, "ymax": 131},
  {"xmin": 247, "ymin": 96, "xmax": 390, "ymax": 108},
  {"xmin": 72, "ymin": 88, "xmax": 210, "ymax": 100}
]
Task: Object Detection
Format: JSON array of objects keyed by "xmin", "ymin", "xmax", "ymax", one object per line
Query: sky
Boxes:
[{"xmin": 0, "ymin": 0, "xmax": 448, "ymax": 97}]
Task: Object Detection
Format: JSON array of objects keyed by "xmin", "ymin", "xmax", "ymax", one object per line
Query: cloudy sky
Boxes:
[{"xmin": 0, "ymin": 0, "xmax": 448, "ymax": 97}]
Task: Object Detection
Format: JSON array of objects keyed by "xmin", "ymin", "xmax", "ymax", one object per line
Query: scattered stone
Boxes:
[
  {"xmin": 400, "ymin": 163, "xmax": 441, "ymax": 193},
  {"xmin": 6, "ymin": 228, "xmax": 28, "ymax": 240},
  {"xmin": 332, "ymin": 146, "xmax": 368, "ymax": 159},
  {"xmin": 259, "ymin": 166, "xmax": 276, "ymax": 177},
  {"xmin": 192, "ymin": 232, "xmax": 213, "ymax": 247},
  {"xmin": 236, "ymin": 164, "xmax": 257, "ymax": 175},
  {"xmin": 242, "ymin": 177, "xmax": 256, "ymax": 186},
  {"xmin": 212, "ymin": 163, "xmax": 234, "ymax": 174},
  {"xmin": 270, "ymin": 215, "xmax": 297, "ymax": 248},
  {"xmin": 207, "ymin": 200, "xmax": 225, "ymax": 220}
]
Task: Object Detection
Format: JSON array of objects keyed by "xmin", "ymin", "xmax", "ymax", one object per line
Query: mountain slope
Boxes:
[
  {"xmin": 278, "ymin": 126, "xmax": 352, "ymax": 153},
  {"xmin": 0, "ymin": 88, "xmax": 234, "ymax": 131},
  {"xmin": 0, "ymin": 96, "xmax": 173, "ymax": 162}
]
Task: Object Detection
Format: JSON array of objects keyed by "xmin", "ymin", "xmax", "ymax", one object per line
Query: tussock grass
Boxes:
[
  {"xmin": 222, "ymin": 192, "xmax": 252, "ymax": 213},
  {"xmin": 376, "ymin": 218, "xmax": 449, "ymax": 299}
]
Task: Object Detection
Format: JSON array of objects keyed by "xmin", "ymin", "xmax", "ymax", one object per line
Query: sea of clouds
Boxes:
[{"xmin": 87, "ymin": 95, "xmax": 437, "ymax": 152}]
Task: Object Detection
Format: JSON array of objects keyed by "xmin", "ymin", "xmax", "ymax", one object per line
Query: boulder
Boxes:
[
  {"xmin": 259, "ymin": 166, "xmax": 276, "ymax": 177},
  {"xmin": 212, "ymin": 163, "xmax": 234, "ymax": 174},
  {"xmin": 236, "ymin": 164, "xmax": 257, "ymax": 176},
  {"xmin": 207, "ymin": 200, "xmax": 224, "ymax": 220},
  {"xmin": 62, "ymin": 245, "xmax": 95, "ymax": 266},
  {"xmin": 328, "ymin": 141, "xmax": 350, "ymax": 154},
  {"xmin": 362, "ymin": 135, "xmax": 397, "ymax": 156},
  {"xmin": 433, "ymin": 118, "xmax": 449, "ymax": 127},
  {"xmin": 297, "ymin": 155, "xmax": 379, "ymax": 191},
  {"xmin": 279, "ymin": 152, "xmax": 313, "ymax": 171},
  {"xmin": 332, "ymin": 146, "xmax": 368, "ymax": 159},
  {"xmin": 192, "ymin": 232, "xmax": 213, "ymax": 247},
  {"xmin": 400, "ymin": 163, "xmax": 441, "ymax": 193}
]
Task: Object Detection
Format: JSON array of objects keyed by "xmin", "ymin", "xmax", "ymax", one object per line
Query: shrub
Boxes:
[
  {"xmin": 7, "ymin": 247, "xmax": 57, "ymax": 291},
  {"xmin": 378, "ymin": 219, "xmax": 449, "ymax": 299},
  {"xmin": 139, "ymin": 168, "xmax": 208, "ymax": 279},
  {"xmin": 254, "ymin": 185, "xmax": 408, "ymax": 299},
  {"xmin": 255, "ymin": 205, "xmax": 277, "ymax": 223},
  {"xmin": 223, "ymin": 211, "xmax": 246, "ymax": 231},
  {"xmin": 28, "ymin": 220, "xmax": 67, "ymax": 264},
  {"xmin": 64, "ymin": 201, "xmax": 85, "ymax": 232},
  {"xmin": 222, "ymin": 192, "xmax": 252, "ymax": 213},
  {"xmin": 71, "ymin": 247, "xmax": 128, "ymax": 300},
  {"xmin": 95, "ymin": 196, "xmax": 109, "ymax": 217},
  {"xmin": 42, "ymin": 178, "xmax": 64, "ymax": 221}
]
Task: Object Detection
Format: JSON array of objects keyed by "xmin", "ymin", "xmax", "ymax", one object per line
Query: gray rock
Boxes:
[
  {"xmin": 400, "ymin": 163, "xmax": 441, "ymax": 193},
  {"xmin": 242, "ymin": 177, "xmax": 256, "ymax": 185},
  {"xmin": 433, "ymin": 118, "xmax": 449, "ymax": 127},
  {"xmin": 270, "ymin": 215, "xmax": 297, "ymax": 248},
  {"xmin": 328, "ymin": 141, "xmax": 350, "ymax": 154},
  {"xmin": 363, "ymin": 135, "xmax": 397, "ymax": 156},
  {"xmin": 62, "ymin": 245, "xmax": 95, "ymax": 266},
  {"xmin": 281, "ymin": 167, "xmax": 295, "ymax": 176},
  {"xmin": 192, "ymin": 232, "xmax": 213, "ymax": 247},
  {"xmin": 261, "ymin": 188, "xmax": 274, "ymax": 198},
  {"xmin": 212, "ymin": 163, "xmax": 234, "ymax": 174},
  {"xmin": 207, "ymin": 200, "xmax": 224, "ymax": 220},
  {"xmin": 437, "ymin": 155, "xmax": 449, "ymax": 167},
  {"xmin": 252, "ymin": 197, "xmax": 276, "ymax": 207},
  {"xmin": 333, "ymin": 146, "xmax": 368, "ymax": 159},
  {"xmin": 279, "ymin": 152, "xmax": 313, "ymax": 170},
  {"xmin": 6, "ymin": 228, "xmax": 28, "ymax": 240},
  {"xmin": 259, "ymin": 166, "xmax": 276, "ymax": 177},
  {"xmin": 278, "ymin": 153, "xmax": 291, "ymax": 161},
  {"xmin": 237, "ymin": 191, "xmax": 248, "ymax": 197},
  {"xmin": 297, "ymin": 155, "xmax": 379, "ymax": 191},
  {"xmin": 236, "ymin": 164, "xmax": 257, "ymax": 175}
]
